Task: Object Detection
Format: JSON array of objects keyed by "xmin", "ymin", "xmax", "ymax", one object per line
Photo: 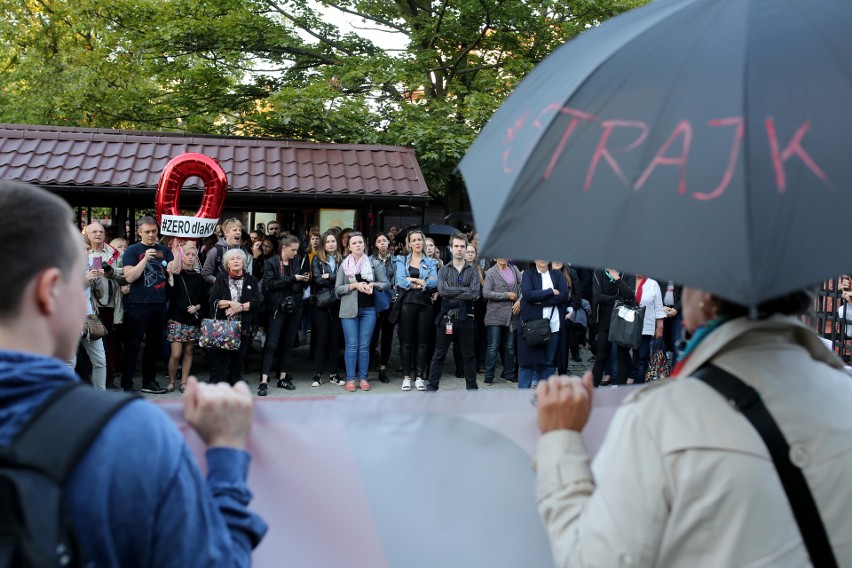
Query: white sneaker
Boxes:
[
  {"xmin": 415, "ymin": 378, "xmax": 427, "ymax": 391},
  {"xmin": 402, "ymin": 378, "xmax": 411, "ymax": 391}
]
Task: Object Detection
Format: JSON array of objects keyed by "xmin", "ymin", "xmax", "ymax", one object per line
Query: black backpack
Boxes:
[{"xmin": 0, "ymin": 383, "xmax": 136, "ymax": 567}]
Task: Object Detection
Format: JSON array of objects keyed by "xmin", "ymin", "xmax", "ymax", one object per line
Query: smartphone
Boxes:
[
  {"xmin": 154, "ymin": 251, "xmax": 165, "ymax": 259},
  {"xmin": 91, "ymin": 257, "xmax": 102, "ymax": 270}
]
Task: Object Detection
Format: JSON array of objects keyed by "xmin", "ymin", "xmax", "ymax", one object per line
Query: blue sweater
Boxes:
[{"xmin": 0, "ymin": 350, "xmax": 267, "ymax": 567}]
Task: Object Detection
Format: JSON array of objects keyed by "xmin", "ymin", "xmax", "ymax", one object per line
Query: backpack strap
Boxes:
[
  {"xmin": 693, "ymin": 365, "xmax": 838, "ymax": 568},
  {"xmin": 11, "ymin": 383, "xmax": 138, "ymax": 483}
]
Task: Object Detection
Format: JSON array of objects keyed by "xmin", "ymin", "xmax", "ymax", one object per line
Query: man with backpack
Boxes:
[{"xmin": 0, "ymin": 182, "xmax": 267, "ymax": 567}]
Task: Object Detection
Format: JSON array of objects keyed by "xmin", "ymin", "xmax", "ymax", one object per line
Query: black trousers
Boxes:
[
  {"xmin": 427, "ymin": 318, "xmax": 477, "ymax": 390},
  {"xmin": 313, "ymin": 304, "xmax": 340, "ymax": 376},
  {"xmin": 208, "ymin": 338, "xmax": 250, "ymax": 385},
  {"xmin": 399, "ymin": 302, "xmax": 432, "ymax": 377},
  {"xmin": 591, "ymin": 327, "xmax": 630, "ymax": 386},
  {"xmin": 370, "ymin": 308, "xmax": 395, "ymax": 367},
  {"xmin": 262, "ymin": 306, "xmax": 303, "ymax": 377},
  {"xmin": 122, "ymin": 302, "xmax": 167, "ymax": 388}
]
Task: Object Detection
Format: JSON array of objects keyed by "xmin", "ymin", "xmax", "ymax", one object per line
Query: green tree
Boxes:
[{"xmin": 0, "ymin": 0, "xmax": 648, "ymax": 210}]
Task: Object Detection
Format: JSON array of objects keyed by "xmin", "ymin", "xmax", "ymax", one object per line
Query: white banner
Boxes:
[
  {"xmin": 160, "ymin": 387, "xmax": 635, "ymax": 567},
  {"xmin": 159, "ymin": 215, "xmax": 218, "ymax": 238}
]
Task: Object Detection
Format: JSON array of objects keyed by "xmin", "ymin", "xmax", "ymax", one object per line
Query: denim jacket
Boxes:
[{"xmin": 394, "ymin": 254, "xmax": 438, "ymax": 291}]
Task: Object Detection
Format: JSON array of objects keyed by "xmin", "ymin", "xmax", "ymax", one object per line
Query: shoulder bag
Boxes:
[
  {"xmin": 84, "ymin": 314, "xmax": 108, "ymax": 341},
  {"xmin": 371, "ymin": 259, "xmax": 391, "ymax": 313},
  {"xmin": 316, "ymin": 286, "xmax": 337, "ymax": 308},
  {"xmin": 521, "ymin": 307, "xmax": 554, "ymax": 347},
  {"xmin": 608, "ymin": 301, "xmax": 645, "ymax": 349}
]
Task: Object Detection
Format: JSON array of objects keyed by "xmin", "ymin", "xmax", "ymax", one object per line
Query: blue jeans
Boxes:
[
  {"xmin": 518, "ymin": 331, "xmax": 560, "ymax": 389},
  {"xmin": 485, "ymin": 325, "xmax": 515, "ymax": 381},
  {"xmin": 341, "ymin": 307, "xmax": 377, "ymax": 380},
  {"xmin": 629, "ymin": 335, "xmax": 653, "ymax": 383}
]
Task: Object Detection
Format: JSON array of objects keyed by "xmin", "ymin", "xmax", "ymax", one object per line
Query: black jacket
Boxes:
[
  {"xmin": 262, "ymin": 255, "xmax": 309, "ymax": 309},
  {"xmin": 593, "ymin": 270, "xmax": 636, "ymax": 331},
  {"xmin": 311, "ymin": 255, "xmax": 340, "ymax": 298}
]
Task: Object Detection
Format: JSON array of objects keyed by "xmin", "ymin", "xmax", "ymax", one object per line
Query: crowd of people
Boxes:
[{"xmin": 75, "ymin": 215, "xmax": 686, "ymax": 396}]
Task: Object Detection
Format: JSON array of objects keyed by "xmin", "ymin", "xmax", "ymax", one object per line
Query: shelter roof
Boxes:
[{"xmin": 0, "ymin": 124, "xmax": 429, "ymax": 200}]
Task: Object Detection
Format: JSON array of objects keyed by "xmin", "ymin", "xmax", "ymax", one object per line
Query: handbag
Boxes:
[
  {"xmin": 521, "ymin": 308, "xmax": 554, "ymax": 347},
  {"xmin": 374, "ymin": 289, "xmax": 391, "ymax": 313},
  {"xmin": 608, "ymin": 301, "xmax": 645, "ymax": 349},
  {"xmin": 199, "ymin": 317, "xmax": 242, "ymax": 351},
  {"xmin": 315, "ymin": 286, "xmax": 337, "ymax": 308},
  {"xmin": 386, "ymin": 289, "xmax": 406, "ymax": 324},
  {"xmin": 645, "ymin": 339, "xmax": 671, "ymax": 382},
  {"xmin": 83, "ymin": 314, "xmax": 107, "ymax": 341}
]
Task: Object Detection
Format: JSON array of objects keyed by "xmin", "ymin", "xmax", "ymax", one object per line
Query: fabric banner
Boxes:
[
  {"xmin": 159, "ymin": 214, "xmax": 218, "ymax": 238},
  {"xmin": 161, "ymin": 387, "xmax": 635, "ymax": 567}
]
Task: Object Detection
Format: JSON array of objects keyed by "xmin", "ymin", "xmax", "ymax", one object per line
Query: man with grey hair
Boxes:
[
  {"xmin": 84, "ymin": 222, "xmax": 125, "ymax": 389},
  {"xmin": 121, "ymin": 216, "xmax": 177, "ymax": 393}
]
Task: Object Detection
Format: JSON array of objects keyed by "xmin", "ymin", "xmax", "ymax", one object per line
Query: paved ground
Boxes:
[{"xmin": 134, "ymin": 335, "xmax": 597, "ymax": 401}]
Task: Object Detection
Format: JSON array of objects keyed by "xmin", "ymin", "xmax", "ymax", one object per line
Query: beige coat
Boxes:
[{"xmin": 535, "ymin": 315, "xmax": 852, "ymax": 567}]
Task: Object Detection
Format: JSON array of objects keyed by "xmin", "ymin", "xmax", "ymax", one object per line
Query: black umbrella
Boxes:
[{"xmin": 460, "ymin": 0, "xmax": 852, "ymax": 307}]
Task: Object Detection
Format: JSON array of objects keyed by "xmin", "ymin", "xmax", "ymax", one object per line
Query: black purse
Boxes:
[
  {"xmin": 315, "ymin": 286, "xmax": 337, "ymax": 308},
  {"xmin": 608, "ymin": 301, "xmax": 645, "ymax": 348},
  {"xmin": 521, "ymin": 308, "xmax": 554, "ymax": 347}
]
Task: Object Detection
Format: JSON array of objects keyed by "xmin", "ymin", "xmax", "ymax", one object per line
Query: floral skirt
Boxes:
[{"xmin": 167, "ymin": 319, "xmax": 199, "ymax": 343}]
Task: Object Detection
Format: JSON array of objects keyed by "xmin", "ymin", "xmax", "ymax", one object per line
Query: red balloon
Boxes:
[{"xmin": 155, "ymin": 153, "xmax": 228, "ymax": 224}]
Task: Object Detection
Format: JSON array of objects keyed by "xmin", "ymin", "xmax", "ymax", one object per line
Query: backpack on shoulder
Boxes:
[{"xmin": 0, "ymin": 383, "xmax": 136, "ymax": 567}]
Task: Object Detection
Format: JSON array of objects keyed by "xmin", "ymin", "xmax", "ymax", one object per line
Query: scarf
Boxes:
[
  {"xmin": 226, "ymin": 269, "xmax": 244, "ymax": 280},
  {"xmin": 671, "ymin": 318, "xmax": 729, "ymax": 376},
  {"xmin": 342, "ymin": 254, "xmax": 374, "ymax": 281},
  {"xmin": 636, "ymin": 277, "xmax": 647, "ymax": 304}
]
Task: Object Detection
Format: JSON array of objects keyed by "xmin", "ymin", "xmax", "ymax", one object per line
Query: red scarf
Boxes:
[
  {"xmin": 227, "ymin": 269, "xmax": 244, "ymax": 280},
  {"xmin": 636, "ymin": 277, "xmax": 647, "ymax": 304}
]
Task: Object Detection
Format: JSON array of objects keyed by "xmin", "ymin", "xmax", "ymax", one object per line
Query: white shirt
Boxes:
[
  {"xmin": 636, "ymin": 278, "xmax": 666, "ymax": 336},
  {"xmin": 539, "ymin": 269, "xmax": 560, "ymax": 333}
]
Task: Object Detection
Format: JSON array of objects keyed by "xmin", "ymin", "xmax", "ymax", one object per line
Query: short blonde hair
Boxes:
[{"xmin": 222, "ymin": 218, "xmax": 243, "ymax": 232}]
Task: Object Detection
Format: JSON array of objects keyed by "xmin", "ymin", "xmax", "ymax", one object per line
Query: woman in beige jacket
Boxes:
[{"xmin": 535, "ymin": 289, "xmax": 852, "ymax": 566}]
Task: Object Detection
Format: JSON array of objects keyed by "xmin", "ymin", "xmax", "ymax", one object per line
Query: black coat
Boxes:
[
  {"xmin": 311, "ymin": 255, "xmax": 340, "ymax": 303},
  {"xmin": 262, "ymin": 255, "xmax": 309, "ymax": 309},
  {"xmin": 518, "ymin": 268, "xmax": 568, "ymax": 367},
  {"xmin": 592, "ymin": 270, "xmax": 636, "ymax": 331}
]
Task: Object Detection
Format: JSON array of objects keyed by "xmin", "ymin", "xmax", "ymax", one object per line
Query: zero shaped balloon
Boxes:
[{"xmin": 155, "ymin": 153, "xmax": 228, "ymax": 224}]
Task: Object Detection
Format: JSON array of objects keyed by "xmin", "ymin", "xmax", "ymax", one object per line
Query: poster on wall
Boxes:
[{"xmin": 319, "ymin": 209, "xmax": 356, "ymax": 233}]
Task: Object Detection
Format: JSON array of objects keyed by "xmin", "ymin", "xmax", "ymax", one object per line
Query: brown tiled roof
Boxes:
[{"xmin": 0, "ymin": 124, "xmax": 429, "ymax": 200}]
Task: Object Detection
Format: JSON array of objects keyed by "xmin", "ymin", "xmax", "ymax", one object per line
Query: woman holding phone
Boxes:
[{"xmin": 259, "ymin": 235, "xmax": 309, "ymax": 394}]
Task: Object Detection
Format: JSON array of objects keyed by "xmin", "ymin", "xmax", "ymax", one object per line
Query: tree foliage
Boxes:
[{"xmin": 0, "ymin": 0, "xmax": 648, "ymax": 208}]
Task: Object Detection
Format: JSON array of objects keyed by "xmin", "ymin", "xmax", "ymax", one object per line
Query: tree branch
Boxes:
[
  {"xmin": 318, "ymin": 0, "xmax": 407, "ymax": 33},
  {"xmin": 264, "ymin": 0, "xmax": 354, "ymax": 56}
]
